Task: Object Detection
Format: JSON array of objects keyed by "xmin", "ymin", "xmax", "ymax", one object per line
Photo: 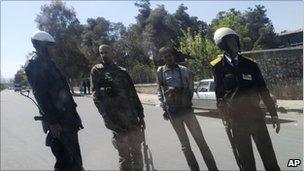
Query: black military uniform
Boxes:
[
  {"xmin": 211, "ymin": 54, "xmax": 280, "ymax": 171},
  {"xmin": 91, "ymin": 63, "xmax": 144, "ymax": 171},
  {"xmin": 25, "ymin": 54, "xmax": 84, "ymax": 171}
]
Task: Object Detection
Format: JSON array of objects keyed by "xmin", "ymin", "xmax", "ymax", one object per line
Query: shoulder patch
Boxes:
[
  {"xmin": 242, "ymin": 55, "xmax": 256, "ymax": 63},
  {"xmin": 210, "ymin": 56, "xmax": 222, "ymax": 66},
  {"xmin": 118, "ymin": 66, "xmax": 126, "ymax": 71},
  {"xmin": 177, "ymin": 64, "xmax": 187, "ymax": 70},
  {"xmin": 92, "ymin": 64, "xmax": 104, "ymax": 70},
  {"xmin": 157, "ymin": 66, "xmax": 164, "ymax": 73},
  {"xmin": 91, "ymin": 64, "xmax": 104, "ymax": 74}
]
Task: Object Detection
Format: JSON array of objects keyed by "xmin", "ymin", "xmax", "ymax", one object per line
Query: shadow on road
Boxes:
[
  {"xmin": 195, "ymin": 111, "xmax": 295, "ymax": 124},
  {"xmin": 277, "ymin": 106, "xmax": 303, "ymax": 114}
]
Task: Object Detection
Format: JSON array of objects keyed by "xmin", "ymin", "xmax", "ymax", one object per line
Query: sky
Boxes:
[{"xmin": 1, "ymin": 1, "xmax": 303, "ymax": 79}]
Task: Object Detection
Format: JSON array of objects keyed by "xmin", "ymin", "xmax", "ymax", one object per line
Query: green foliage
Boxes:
[
  {"xmin": 211, "ymin": 9, "xmax": 252, "ymax": 51},
  {"xmin": 128, "ymin": 61, "xmax": 156, "ymax": 83},
  {"xmin": 210, "ymin": 6, "xmax": 277, "ymax": 51},
  {"xmin": 27, "ymin": 0, "xmax": 279, "ymax": 84},
  {"xmin": 244, "ymin": 5, "xmax": 278, "ymax": 49},
  {"xmin": 80, "ymin": 17, "xmax": 112, "ymax": 64},
  {"xmin": 35, "ymin": 0, "xmax": 90, "ymax": 81},
  {"xmin": 177, "ymin": 27, "xmax": 220, "ymax": 80}
]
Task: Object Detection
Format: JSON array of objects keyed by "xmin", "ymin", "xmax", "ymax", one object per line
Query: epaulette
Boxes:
[
  {"xmin": 242, "ymin": 55, "xmax": 256, "ymax": 63},
  {"xmin": 92, "ymin": 63, "xmax": 105, "ymax": 70},
  {"xmin": 119, "ymin": 66, "xmax": 126, "ymax": 71},
  {"xmin": 210, "ymin": 55, "xmax": 223, "ymax": 66}
]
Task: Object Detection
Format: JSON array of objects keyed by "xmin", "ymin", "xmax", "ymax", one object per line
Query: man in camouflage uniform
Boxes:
[
  {"xmin": 211, "ymin": 27, "xmax": 280, "ymax": 171},
  {"xmin": 156, "ymin": 46, "xmax": 218, "ymax": 171},
  {"xmin": 91, "ymin": 44, "xmax": 145, "ymax": 171},
  {"xmin": 25, "ymin": 31, "xmax": 84, "ymax": 171}
]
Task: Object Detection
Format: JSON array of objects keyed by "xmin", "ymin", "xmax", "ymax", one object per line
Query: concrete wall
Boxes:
[
  {"xmin": 135, "ymin": 83, "xmax": 158, "ymax": 94},
  {"xmin": 135, "ymin": 46, "xmax": 303, "ymax": 100}
]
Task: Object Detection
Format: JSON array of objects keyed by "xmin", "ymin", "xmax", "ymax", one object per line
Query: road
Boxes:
[{"xmin": 1, "ymin": 90, "xmax": 303, "ymax": 170}]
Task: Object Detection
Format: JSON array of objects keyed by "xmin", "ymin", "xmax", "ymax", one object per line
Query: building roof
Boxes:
[{"xmin": 278, "ymin": 29, "xmax": 303, "ymax": 36}]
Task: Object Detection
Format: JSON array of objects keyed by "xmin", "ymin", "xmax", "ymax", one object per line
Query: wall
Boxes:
[{"xmin": 242, "ymin": 46, "xmax": 303, "ymax": 100}]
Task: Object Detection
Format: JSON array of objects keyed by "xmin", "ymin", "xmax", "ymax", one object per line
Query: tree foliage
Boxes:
[
  {"xmin": 35, "ymin": 0, "xmax": 90, "ymax": 81},
  {"xmin": 210, "ymin": 6, "xmax": 278, "ymax": 51},
  {"xmin": 14, "ymin": 67, "xmax": 29, "ymax": 86},
  {"xmin": 17, "ymin": 0, "xmax": 279, "ymax": 84},
  {"xmin": 177, "ymin": 27, "xmax": 220, "ymax": 80}
]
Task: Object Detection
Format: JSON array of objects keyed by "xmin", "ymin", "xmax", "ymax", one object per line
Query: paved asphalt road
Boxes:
[{"xmin": 1, "ymin": 90, "xmax": 303, "ymax": 170}]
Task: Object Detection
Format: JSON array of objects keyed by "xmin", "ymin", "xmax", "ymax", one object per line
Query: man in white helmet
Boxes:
[
  {"xmin": 25, "ymin": 30, "xmax": 84, "ymax": 171},
  {"xmin": 210, "ymin": 27, "xmax": 280, "ymax": 171}
]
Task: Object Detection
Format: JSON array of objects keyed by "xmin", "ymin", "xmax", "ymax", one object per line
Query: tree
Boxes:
[
  {"xmin": 81, "ymin": 17, "xmax": 112, "ymax": 64},
  {"xmin": 141, "ymin": 4, "xmax": 180, "ymax": 64},
  {"xmin": 36, "ymin": 0, "xmax": 79, "ymax": 40},
  {"xmin": 177, "ymin": 27, "xmax": 220, "ymax": 80},
  {"xmin": 135, "ymin": 0, "xmax": 151, "ymax": 29},
  {"xmin": 35, "ymin": 0, "xmax": 90, "ymax": 84},
  {"xmin": 210, "ymin": 8, "xmax": 252, "ymax": 51},
  {"xmin": 174, "ymin": 4, "xmax": 207, "ymax": 36},
  {"xmin": 14, "ymin": 67, "xmax": 29, "ymax": 86},
  {"xmin": 210, "ymin": 6, "xmax": 278, "ymax": 51},
  {"xmin": 244, "ymin": 5, "xmax": 278, "ymax": 49}
]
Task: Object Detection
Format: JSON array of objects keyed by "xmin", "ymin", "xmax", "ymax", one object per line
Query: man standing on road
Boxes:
[
  {"xmin": 156, "ymin": 46, "xmax": 218, "ymax": 171},
  {"xmin": 91, "ymin": 44, "xmax": 145, "ymax": 171},
  {"xmin": 86, "ymin": 79, "xmax": 91, "ymax": 94},
  {"xmin": 82, "ymin": 80, "xmax": 87, "ymax": 94},
  {"xmin": 25, "ymin": 31, "xmax": 84, "ymax": 171},
  {"xmin": 211, "ymin": 27, "xmax": 280, "ymax": 171}
]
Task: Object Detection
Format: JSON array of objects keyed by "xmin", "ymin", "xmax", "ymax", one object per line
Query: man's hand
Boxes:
[
  {"xmin": 49, "ymin": 123, "xmax": 62, "ymax": 138},
  {"xmin": 223, "ymin": 119, "xmax": 233, "ymax": 129},
  {"xmin": 271, "ymin": 116, "xmax": 280, "ymax": 134}
]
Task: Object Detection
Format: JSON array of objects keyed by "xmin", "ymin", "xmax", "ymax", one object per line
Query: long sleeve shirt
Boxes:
[{"xmin": 156, "ymin": 64, "xmax": 194, "ymax": 109}]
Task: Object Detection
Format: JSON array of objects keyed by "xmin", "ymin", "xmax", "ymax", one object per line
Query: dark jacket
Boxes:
[
  {"xmin": 25, "ymin": 54, "xmax": 83, "ymax": 129},
  {"xmin": 211, "ymin": 54, "xmax": 278, "ymax": 121}
]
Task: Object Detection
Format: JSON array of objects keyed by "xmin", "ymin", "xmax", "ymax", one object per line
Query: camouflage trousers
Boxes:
[{"xmin": 112, "ymin": 128, "xmax": 144, "ymax": 171}]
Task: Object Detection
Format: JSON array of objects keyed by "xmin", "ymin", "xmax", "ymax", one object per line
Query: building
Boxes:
[{"xmin": 277, "ymin": 29, "xmax": 303, "ymax": 48}]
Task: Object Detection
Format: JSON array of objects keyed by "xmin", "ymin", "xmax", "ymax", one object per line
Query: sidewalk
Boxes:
[
  {"xmin": 72, "ymin": 91, "xmax": 160, "ymax": 105},
  {"xmin": 137, "ymin": 93, "xmax": 160, "ymax": 106},
  {"xmin": 276, "ymin": 100, "xmax": 303, "ymax": 113},
  {"xmin": 137, "ymin": 93, "xmax": 303, "ymax": 113},
  {"xmin": 73, "ymin": 92, "xmax": 302, "ymax": 114}
]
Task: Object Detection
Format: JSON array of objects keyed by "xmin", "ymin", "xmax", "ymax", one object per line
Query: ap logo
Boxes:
[{"xmin": 287, "ymin": 159, "xmax": 301, "ymax": 167}]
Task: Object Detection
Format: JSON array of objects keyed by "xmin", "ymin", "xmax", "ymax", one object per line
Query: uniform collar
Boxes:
[{"xmin": 224, "ymin": 54, "xmax": 239, "ymax": 66}]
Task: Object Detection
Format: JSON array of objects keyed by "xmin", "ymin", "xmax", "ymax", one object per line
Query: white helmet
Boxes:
[
  {"xmin": 31, "ymin": 31, "xmax": 55, "ymax": 43},
  {"xmin": 213, "ymin": 27, "xmax": 240, "ymax": 50}
]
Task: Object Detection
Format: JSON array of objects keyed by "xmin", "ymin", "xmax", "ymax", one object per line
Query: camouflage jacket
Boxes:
[{"xmin": 91, "ymin": 63, "xmax": 144, "ymax": 131}]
